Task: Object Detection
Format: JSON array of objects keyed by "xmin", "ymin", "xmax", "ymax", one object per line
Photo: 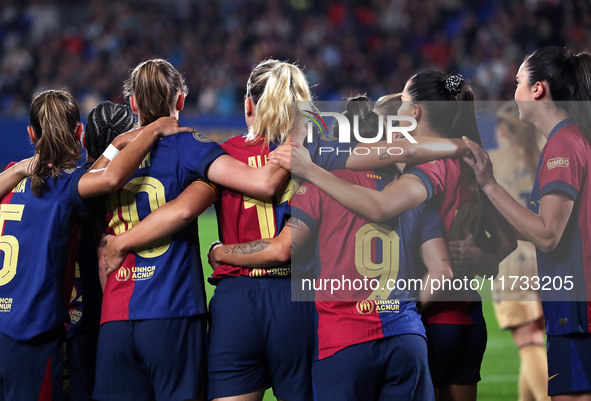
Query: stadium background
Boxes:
[{"xmin": 1, "ymin": 0, "xmax": 587, "ymax": 399}]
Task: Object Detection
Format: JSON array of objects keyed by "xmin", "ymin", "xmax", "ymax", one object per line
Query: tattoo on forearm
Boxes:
[
  {"xmin": 379, "ymin": 152, "xmax": 391, "ymax": 160},
  {"xmin": 285, "ymin": 216, "xmax": 303, "ymax": 230},
  {"xmin": 442, "ymin": 258, "xmax": 450, "ymax": 262},
  {"xmin": 224, "ymin": 240, "xmax": 271, "ymax": 255}
]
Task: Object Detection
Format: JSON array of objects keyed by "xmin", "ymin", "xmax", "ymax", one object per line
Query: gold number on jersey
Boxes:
[
  {"xmin": 355, "ymin": 223, "xmax": 400, "ymax": 300},
  {"xmin": 243, "ymin": 197, "xmax": 275, "ymax": 239},
  {"xmin": 107, "ymin": 177, "xmax": 171, "ymax": 258},
  {"xmin": 0, "ymin": 204, "xmax": 25, "ymax": 286},
  {"xmin": 448, "ymin": 200, "xmax": 483, "ymax": 241}
]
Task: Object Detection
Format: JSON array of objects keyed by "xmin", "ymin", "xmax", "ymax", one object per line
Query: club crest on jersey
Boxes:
[
  {"xmin": 193, "ymin": 132, "xmax": 213, "ymax": 143},
  {"xmin": 115, "ymin": 267, "xmax": 131, "ymax": 282},
  {"xmin": 356, "ymin": 300, "xmax": 375, "ymax": 315},
  {"xmin": 546, "ymin": 157, "xmax": 569, "ymax": 170}
]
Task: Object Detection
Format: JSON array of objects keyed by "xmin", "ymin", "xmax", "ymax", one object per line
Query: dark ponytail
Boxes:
[
  {"xmin": 407, "ymin": 71, "xmax": 482, "ymax": 146},
  {"xmin": 525, "ymin": 47, "xmax": 591, "ymax": 141},
  {"xmin": 29, "ymin": 90, "xmax": 81, "ymax": 196},
  {"xmin": 336, "ymin": 94, "xmax": 381, "ymax": 140}
]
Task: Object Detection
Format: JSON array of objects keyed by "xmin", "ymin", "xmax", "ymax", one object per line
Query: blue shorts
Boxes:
[
  {"xmin": 93, "ymin": 316, "xmax": 207, "ymax": 401},
  {"xmin": 425, "ymin": 323, "xmax": 487, "ymax": 387},
  {"xmin": 208, "ymin": 277, "xmax": 314, "ymax": 401},
  {"xmin": 547, "ymin": 333, "xmax": 591, "ymax": 396},
  {"xmin": 0, "ymin": 330, "xmax": 64, "ymax": 401},
  {"xmin": 67, "ymin": 328, "xmax": 100, "ymax": 401},
  {"xmin": 312, "ymin": 334, "xmax": 433, "ymax": 401}
]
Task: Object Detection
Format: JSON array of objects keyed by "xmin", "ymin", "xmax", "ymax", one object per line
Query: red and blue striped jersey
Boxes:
[
  {"xmin": 101, "ymin": 131, "xmax": 224, "ymax": 323},
  {"xmin": 0, "ymin": 167, "xmax": 87, "ymax": 341},
  {"xmin": 212, "ymin": 133, "xmax": 352, "ymax": 280},
  {"xmin": 529, "ymin": 120, "xmax": 591, "ymax": 335},
  {"xmin": 291, "ymin": 169, "xmax": 445, "ymax": 360},
  {"xmin": 405, "ymin": 158, "xmax": 485, "ymax": 325}
]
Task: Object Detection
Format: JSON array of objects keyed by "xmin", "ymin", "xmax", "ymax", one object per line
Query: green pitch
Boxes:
[{"xmin": 198, "ymin": 210, "xmax": 521, "ymax": 401}]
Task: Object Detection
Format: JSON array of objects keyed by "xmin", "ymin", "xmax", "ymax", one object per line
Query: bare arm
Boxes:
[
  {"xmin": 464, "ymin": 138, "xmax": 573, "ymax": 253},
  {"xmin": 306, "ymin": 165, "xmax": 427, "ymax": 222},
  {"xmin": 419, "ymin": 237, "xmax": 453, "ymax": 311},
  {"xmin": 78, "ymin": 117, "xmax": 193, "ymax": 199},
  {"xmin": 267, "ymin": 141, "xmax": 429, "ymax": 222},
  {"xmin": 208, "ymin": 216, "xmax": 311, "ymax": 269},
  {"xmin": 345, "ymin": 137, "xmax": 469, "ymax": 170},
  {"xmin": 0, "ymin": 157, "xmax": 35, "ymax": 198},
  {"xmin": 103, "ymin": 180, "xmax": 217, "ymax": 274},
  {"xmin": 206, "ymin": 152, "xmax": 289, "ymax": 199},
  {"xmin": 89, "ymin": 128, "xmax": 143, "ymax": 170}
]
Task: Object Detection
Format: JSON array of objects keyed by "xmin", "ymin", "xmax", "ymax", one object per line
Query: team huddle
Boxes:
[{"xmin": 0, "ymin": 46, "xmax": 590, "ymax": 401}]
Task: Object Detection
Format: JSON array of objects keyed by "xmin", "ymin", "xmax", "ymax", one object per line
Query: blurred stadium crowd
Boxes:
[{"xmin": 0, "ymin": 0, "xmax": 588, "ymax": 117}]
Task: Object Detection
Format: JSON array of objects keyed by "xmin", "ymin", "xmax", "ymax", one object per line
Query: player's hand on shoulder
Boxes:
[
  {"xmin": 269, "ymin": 141, "xmax": 312, "ymax": 177},
  {"xmin": 14, "ymin": 154, "xmax": 38, "ymax": 176},
  {"xmin": 153, "ymin": 116, "xmax": 195, "ymax": 137},
  {"xmin": 269, "ymin": 141, "xmax": 292, "ymax": 172},
  {"xmin": 461, "ymin": 136, "xmax": 496, "ymax": 190}
]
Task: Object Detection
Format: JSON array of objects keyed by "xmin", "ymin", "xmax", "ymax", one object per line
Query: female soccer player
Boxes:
[
  {"xmin": 450, "ymin": 101, "xmax": 550, "ymax": 401},
  {"xmin": 0, "ymin": 89, "xmax": 188, "ymax": 401},
  {"xmin": 463, "ymin": 47, "xmax": 591, "ymax": 401},
  {"xmin": 103, "ymin": 61, "xmax": 469, "ymax": 401},
  {"xmin": 208, "ymin": 96, "xmax": 454, "ymax": 401},
  {"xmin": 269, "ymin": 71, "xmax": 516, "ymax": 401},
  {"xmin": 67, "ymin": 100, "xmax": 137, "ymax": 401}
]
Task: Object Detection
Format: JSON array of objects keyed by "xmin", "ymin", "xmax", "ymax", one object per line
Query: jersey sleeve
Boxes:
[
  {"xmin": 171, "ymin": 131, "xmax": 227, "ymax": 180},
  {"xmin": 419, "ymin": 204, "xmax": 446, "ymax": 244},
  {"xmin": 538, "ymin": 134, "xmax": 585, "ymax": 200},
  {"xmin": 290, "ymin": 182, "xmax": 322, "ymax": 232},
  {"xmin": 66, "ymin": 167, "xmax": 92, "ymax": 213},
  {"xmin": 403, "ymin": 159, "xmax": 447, "ymax": 200}
]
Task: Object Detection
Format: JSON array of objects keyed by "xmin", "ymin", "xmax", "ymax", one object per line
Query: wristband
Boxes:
[{"xmin": 102, "ymin": 144, "xmax": 121, "ymax": 161}]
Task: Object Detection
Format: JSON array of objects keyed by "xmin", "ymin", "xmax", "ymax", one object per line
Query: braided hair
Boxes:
[{"xmin": 85, "ymin": 101, "xmax": 135, "ymax": 160}]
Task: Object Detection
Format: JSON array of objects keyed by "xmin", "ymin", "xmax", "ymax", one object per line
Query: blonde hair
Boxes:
[
  {"xmin": 496, "ymin": 101, "xmax": 540, "ymax": 174},
  {"xmin": 123, "ymin": 59, "xmax": 188, "ymax": 126},
  {"xmin": 246, "ymin": 59, "xmax": 313, "ymax": 145},
  {"xmin": 374, "ymin": 93, "xmax": 402, "ymax": 116},
  {"xmin": 29, "ymin": 89, "xmax": 81, "ymax": 196}
]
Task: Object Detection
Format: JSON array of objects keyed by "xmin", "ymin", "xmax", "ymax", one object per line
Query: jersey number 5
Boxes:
[{"xmin": 0, "ymin": 204, "xmax": 25, "ymax": 286}]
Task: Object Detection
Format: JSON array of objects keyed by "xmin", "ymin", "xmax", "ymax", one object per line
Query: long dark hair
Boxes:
[
  {"xmin": 525, "ymin": 46, "xmax": 591, "ymax": 142},
  {"xmin": 29, "ymin": 90, "xmax": 81, "ymax": 196},
  {"xmin": 407, "ymin": 70, "xmax": 483, "ymax": 146}
]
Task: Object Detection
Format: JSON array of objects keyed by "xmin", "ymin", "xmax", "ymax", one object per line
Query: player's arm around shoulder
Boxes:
[
  {"xmin": 208, "ymin": 216, "xmax": 312, "ymax": 270},
  {"xmin": 103, "ymin": 179, "xmax": 217, "ymax": 275},
  {"xmin": 0, "ymin": 156, "xmax": 36, "ymax": 199},
  {"xmin": 207, "ymin": 149, "xmax": 290, "ymax": 199}
]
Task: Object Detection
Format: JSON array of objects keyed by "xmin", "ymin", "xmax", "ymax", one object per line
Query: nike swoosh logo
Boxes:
[{"xmin": 548, "ymin": 373, "xmax": 559, "ymax": 381}]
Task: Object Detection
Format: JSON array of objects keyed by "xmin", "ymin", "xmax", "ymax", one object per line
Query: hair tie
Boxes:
[{"xmin": 445, "ymin": 74, "xmax": 463, "ymax": 95}]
